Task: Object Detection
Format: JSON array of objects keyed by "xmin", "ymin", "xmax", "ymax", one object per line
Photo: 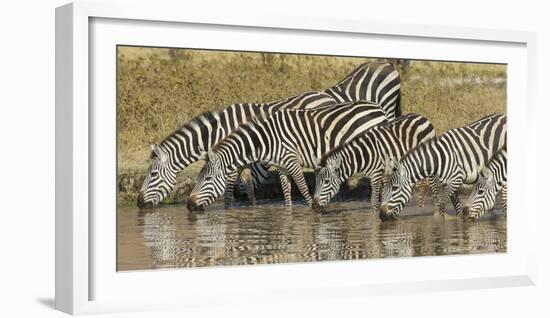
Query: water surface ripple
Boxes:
[{"xmin": 117, "ymin": 199, "xmax": 506, "ymax": 271}]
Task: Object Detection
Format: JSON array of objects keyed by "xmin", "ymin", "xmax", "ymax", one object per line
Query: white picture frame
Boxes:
[{"xmin": 56, "ymin": 1, "xmax": 537, "ymax": 315}]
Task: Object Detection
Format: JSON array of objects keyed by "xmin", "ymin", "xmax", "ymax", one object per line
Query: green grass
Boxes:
[{"xmin": 117, "ymin": 46, "xmax": 506, "ymax": 205}]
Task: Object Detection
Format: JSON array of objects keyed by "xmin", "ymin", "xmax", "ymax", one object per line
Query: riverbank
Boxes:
[{"xmin": 118, "ymin": 164, "xmax": 375, "ymax": 207}]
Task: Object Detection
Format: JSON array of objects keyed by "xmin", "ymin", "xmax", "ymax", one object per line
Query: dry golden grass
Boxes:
[
  {"xmin": 117, "ymin": 46, "xmax": 506, "ymax": 173},
  {"xmin": 401, "ymin": 61, "xmax": 505, "ymax": 134}
]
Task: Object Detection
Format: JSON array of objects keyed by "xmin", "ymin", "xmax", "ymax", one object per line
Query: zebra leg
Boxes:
[
  {"xmin": 284, "ymin": 160, "xmax": 313, "ymax": 207},
  {"xmin": 416, "ymin": 177, "xmax": 439, "ymax": 207},
  {"xmin": 427, "ymin": 176, "xmax": 440, "ymax": 202},
  {"xmin": 249, "ymin": 163, "xmax": 271, "ymax": 206},
  {"xmin": 278, "ymin": 170, "xmax": 293, "ymax": 206},
  {"xmin": 435, "ymin": 180, "xmax": 461, "ymax": 217},
  {"xmin": 243, "ymin": 178, "xmax": 256, "ymax": 206},
  {"xmin": 370, "ymin": 173, "xmax": 383, "ymax": 213},
  {"xmin": 239, "ymin": 168, "xmax": 256, "ymax": 206},
  {"xmin": 416, "ymin": 179, "xmax": 428, "ymax": 207},
  {"xmin": 450, "ymin": 191, "xmax": 464, "ymax": 217},
  {"xmin": 223, "ymin": 169, "xmax": 238, "ymax": 209}
]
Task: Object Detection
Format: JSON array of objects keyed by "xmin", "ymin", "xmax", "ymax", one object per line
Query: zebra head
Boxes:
[
  {"xmin": 463, "ymin": 168, "xmax": 499, "ymax": 220},
  {"xmin": 379, "ymin": 158, "xmax": 414, "ymax": 220},
  {"xmin": 312, "ymin": 155, "xmax": 344, "ymax": 212},
  {"xmin": 187, "ymin": 149, "xmax": 227, "ymax": 211},
  {"xmin": 137, "ymin": 143, "xmax": 177, "ymax": 209}
]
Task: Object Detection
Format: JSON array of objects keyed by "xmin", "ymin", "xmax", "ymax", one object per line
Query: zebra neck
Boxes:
[
  {"xmin": 160, "ymin": 144, "xmax": 197, "ymax": 173},
  {"xmin": 164, "ymin": 111, "xmax": 232, "ymax": 170}
]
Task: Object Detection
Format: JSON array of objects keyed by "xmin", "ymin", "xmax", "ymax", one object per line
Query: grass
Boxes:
[
  {"xmin": 401, "ymin": 60, "xmax": 505, "ymax": 134},
  {"xmin": 117, "ymin": 46, "xmax": 506, "ymax": 205}
]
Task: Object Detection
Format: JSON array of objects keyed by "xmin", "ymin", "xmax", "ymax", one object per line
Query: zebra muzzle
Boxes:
[
  {"xmin": 187, "ymin": 195, "xmax": 203, "ymax": 212},
  {"xmin": 462, "ymin": 206, "xmax": 470, "ymax": 219},
  {"xmin": 379, "ymin": 203, "xmax": 394, "ymax": 221},
  {"xmin": 137, "ymin": 191, "xmax": 153, "ymax": 210},
  {"xmin": 311, "ymin": 199, "xmax": 324, "ymax": 213}
]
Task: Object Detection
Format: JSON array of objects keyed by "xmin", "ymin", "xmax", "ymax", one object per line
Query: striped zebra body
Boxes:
[
  {"xmin": 464, "ymin": 148, "xmax": 507, "ymax": 220},
  {"xmin": 136, "ymin": 91, "xmax": 336, "ymax": 209},
  {"xmin": 187, "ymin": 101, "xmax": 388, "ymax": 211},
  {"xmin": 325, "ymin": 62, "xmax": 401, "ymax": 119},
  {"xmin": 380, "ymin": 113, "xmax": 507, "ymax": 220},
  {"xmin": 312, "ymin": 113, "xmax": 437, "ymax": 213}
]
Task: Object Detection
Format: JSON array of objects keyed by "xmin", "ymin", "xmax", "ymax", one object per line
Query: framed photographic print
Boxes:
[{"xmin": 56, "ymin": 1, "xmax": 537, "ymax": 315}]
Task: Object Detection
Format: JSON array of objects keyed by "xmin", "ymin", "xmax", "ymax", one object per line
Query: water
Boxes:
[{"xmin": 117, "ymin": 198, "xmax": 506, "ymax": 271}]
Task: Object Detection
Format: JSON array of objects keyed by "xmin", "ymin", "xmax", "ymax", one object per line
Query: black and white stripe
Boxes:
[
  {"xmin": 324, "ymin": 62, "xmax": 401, "ymax": 119},
  {"xmin": 463, "ymin": 148, "xmax": 507, "ymax": 220},
  {"xmin": 136, "ymin": 91, "xmax": 336, "ymax": 209},
  {"xmin": 380, "ymin": 113, "xmax": 507, "ymax": 220},
  {"xmin": 312, "ymin": 113, "xmax": 437, "ymax": 212},
  {"xmin": 187, "ymin": 101, "xmax": 388, "ymax": 211}
]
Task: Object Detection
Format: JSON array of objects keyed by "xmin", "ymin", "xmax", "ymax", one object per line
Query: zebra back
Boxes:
[
  {"xmin": 324, "ymin": 62, "xmax": 401, "ymax": 119},
  {"xmin": 212, "ymin": 101, "xmax": 388, "ymax": 171},
  {"xmin": 158, "ymin": 91, "xmax": 336, "ymax": 169},
  {"xmin": 397, "ymin": 113, "xmax": 507, "ymax": 185}
]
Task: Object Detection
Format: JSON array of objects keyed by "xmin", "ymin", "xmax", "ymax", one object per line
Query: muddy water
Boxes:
[{"xmin": 117, "ymin": 198, "xmax": 506, "ymax": 271}]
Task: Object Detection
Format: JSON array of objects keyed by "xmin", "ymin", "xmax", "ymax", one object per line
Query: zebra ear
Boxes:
[
  {"xmin": 483, "ymin": 167, "xmax": 494, "ymax": 181},
  {"xmin": 383, "ymin": 157, "xmax": 396, "ymax": 176},
  {"xmin": 386, "ymin": 157, "xmax": 404, "ymax": 175},
  {"xmin": 207, "ymin": 148, "xmax": 217, "ymax": 163},
  {"xmin": 151, "ymin": 143, "xmax": 168, "ymax": 163},
  {"xmin": 328, "ymin": 155, "xmax": 342, "ymax": 171},
  {"xmin": 198, "ymin": 150, "xmax": 208, "ymax": 160},
  {"xmin": 395, "ymin": 160, "xmax": 405, "ymax": 175}
]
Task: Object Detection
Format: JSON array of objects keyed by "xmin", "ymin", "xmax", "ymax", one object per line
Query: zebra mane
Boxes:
[
  {"xmin": 319, "ymin": 120, "xmax": 387, "ymax": 167},
  {"xmin": 394, "ymin": 113, "xmax": 502, "ymax": 163},
  {"xmin": 319, "ymin": 141, "xmax": 354, "ymax": 167},
  {"xmin": 326, "ymin": 61, "xmax": 390, "ymax": 89},
  {"xmin": 210, "ymin": 108, "xmax": 314, "ymax": 154},
  {"xmin": 209, "ymin": 112, "xmax": 266, "ymax": 153},
  {"xmin": 326, "ymin": 62, "xmax": 369, "ymax": 89}
]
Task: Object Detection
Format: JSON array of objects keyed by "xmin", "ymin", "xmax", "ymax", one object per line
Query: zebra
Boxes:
[
  {"xmin": 136, "ymin": 91, "xmax": 336, "ymax": 209},
  {"xmin": 312, "ymin": 113, "xmax": 438, "ymax": 213},
  {"xmin": 324, "ymin": 62, "xmax": 401, "ymax": 120},
  {"xmin": 379, "ymin": 113, "xmax": 507, "ymax": 220},
  {"xmin": 186, "ymin": 101, "xmax": 388, "ymax": 211},
  {"xmin": 463, "ymin": 148, "xmax": 507, "ymax": 220},
  {"xmin": 236, "ymin": 61, "xmax": 403, "ymax": 203}
]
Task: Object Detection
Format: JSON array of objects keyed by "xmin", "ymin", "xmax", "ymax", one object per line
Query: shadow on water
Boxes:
[{"xmin": 117, "ymin": 197, "xmax": 506, "ymax": 271}]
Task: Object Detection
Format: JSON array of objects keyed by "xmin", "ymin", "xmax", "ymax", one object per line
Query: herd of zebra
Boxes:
[{"xmin": 136, "ymin": 61, "xmax": 507, "ymax": 221}]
